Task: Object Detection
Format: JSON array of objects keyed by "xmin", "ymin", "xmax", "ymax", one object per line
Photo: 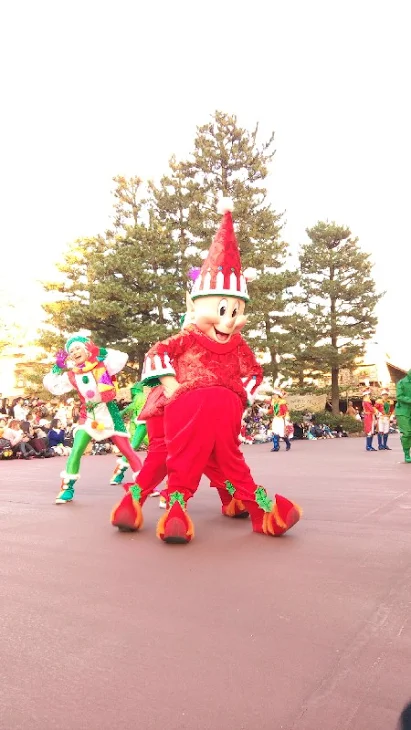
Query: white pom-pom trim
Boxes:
[
  {"xmin": 243, "ymin": 267, "xmax": 257, "ymax": 282},
  {"xmin": 217, "ymin": 197, "xmax": 234, "ymax": 214}
]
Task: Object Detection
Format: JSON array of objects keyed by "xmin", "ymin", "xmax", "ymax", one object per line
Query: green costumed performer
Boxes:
[
  {"xmin": 109, "ymin": 313, "xmax": 192, "ymax": 488},
  {"xmin": 43, "ymin": 335, "xmax": 143, "ymax": 504},
  {"xmin": 110, "ymin": 382, "xmax": 148, "ymax": 485},
  {"xmin": 395, "ymin": 371, "xmax": 411, "ymax": 463}
]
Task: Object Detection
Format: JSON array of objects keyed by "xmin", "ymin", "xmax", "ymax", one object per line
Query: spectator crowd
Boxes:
[
  {"xmin": 240, "ymin": 398, "xmax": 398, "ymax": 446},
  {"xmin": 1, "ymin": 394, "xmax": 399, "ymax": 459},
  {"xmin": 0, "ymin": 395, "xmax": 130, "ymax": 461}
]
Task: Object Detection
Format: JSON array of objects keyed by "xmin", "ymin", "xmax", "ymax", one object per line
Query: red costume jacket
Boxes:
[
  {"xmin": 141, "ymin": 325, "xmax": 263, "ymax": 407},
  {"xmin": 362, "ymin": 397, "xmax": 376, "ymax": 434}
]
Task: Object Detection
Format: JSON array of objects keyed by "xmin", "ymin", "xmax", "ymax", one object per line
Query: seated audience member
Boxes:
[
  {"xmin": 3, "ymin": 420, "xmax": 41, "ymax": 458},
  {"xmin": 293, "ymin": 422, "xmax": 305, "ymax": 440},
  {"xmin": 48, "ymin": 419, "xmax": 70, "ymax": 455}
]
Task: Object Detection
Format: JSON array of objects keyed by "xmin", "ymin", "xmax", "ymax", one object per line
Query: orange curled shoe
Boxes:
[
  {"xmin": 251, "ymin": 487, "xmax": 302, "ymax": 536},
  {"xmin": 111, "ymin": 484, "xmax": 144, "ymax": 532},
  {"xmin": 262, "ymin": 493, "xmax": 302, "ymax": 536},
  {"xmin": 220, "ymin": 482, "xmax": 249, "ymax": 518},
  {"xmin": 222, "ymin": 497, "xmax": 249, "ymax": 519},
  {"xmin": 156, "ymin": 493, "xmax": 194, "ymax": 544}
]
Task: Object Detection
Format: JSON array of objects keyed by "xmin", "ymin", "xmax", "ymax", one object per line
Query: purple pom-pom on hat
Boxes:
[{"xmin": 188, "ymin": 267, "xmax": 201, "ymax": 282}]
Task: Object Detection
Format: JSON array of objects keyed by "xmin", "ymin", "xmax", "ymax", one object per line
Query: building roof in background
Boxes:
[{"xmin": 386, "ymin": 362, "xmax": 407, "ymax": 383}]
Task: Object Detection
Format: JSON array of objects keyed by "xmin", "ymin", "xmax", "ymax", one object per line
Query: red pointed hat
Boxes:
[{"xmin": 191, "ymin": 198, "xmax": 254, "ymax": 301}]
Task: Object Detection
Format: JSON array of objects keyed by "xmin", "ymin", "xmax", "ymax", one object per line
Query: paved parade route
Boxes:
[{"xmin": 1, "ymin": 436, "xmax": 410, "ymax": 730}]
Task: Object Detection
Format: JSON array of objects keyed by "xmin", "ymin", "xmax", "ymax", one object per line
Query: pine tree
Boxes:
[
  {"xmin": 148, "ymin": 156, "xmax": 199, "ymax": 297},
  {"xmin": 279, "ymin": 314, "xmax": 328, "ymax": 392},
  {"xmin": 40, "ymin": 235, "xmax": 110, "ymax": 353},
  {"xmin": 40, "ymin": 177, "xmax": 183, "ymax": 376},
  {"xmin": 40, "ymin": 113, "xmax": 298, "ymax": 384},
  {"xmin": 170, "ymin": 111, "xmax": 298, "ymax": 382},
  {"xmin": 298, "ymin": 221, "xmax": 382, "ymax": 414}
]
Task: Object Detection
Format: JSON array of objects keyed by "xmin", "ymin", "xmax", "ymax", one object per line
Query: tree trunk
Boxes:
[
  {"xmin": 329, "ymin": 270, "xmax": 340, "ymax": 415},
  {"xmin": 269, "ymin": 359, "xmax": 278, "ymax": 384},
  {"xmin": 138, "ymin": 350, "xmax": 145, "ymax": 377},
  {"xmin": 331, "ymin": 367, "xmax": 339, "ymax": 414}
]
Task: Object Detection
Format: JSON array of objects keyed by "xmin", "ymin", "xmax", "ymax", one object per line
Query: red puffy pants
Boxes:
[
  {"xmin": 137, "ymin": 415, "xmax": 168, "ymax": 504},
  {"xmin": 164, "ymin": 387, "xmax": 257, "ymax": 503},
  {"xmin": 136, "ymin": 409, "xmax": 234, "ymax": 507}
]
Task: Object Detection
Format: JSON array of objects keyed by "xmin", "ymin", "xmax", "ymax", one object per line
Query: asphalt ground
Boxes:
[{"xmin": 0, "ymin": 435, "xmax": 410, "ymax": 730}]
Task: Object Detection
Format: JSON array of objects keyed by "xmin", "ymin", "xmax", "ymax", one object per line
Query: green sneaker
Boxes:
[
  {"xmin": 56, "ymin": 485, "xmax": 75, "ymax": 504},
  {"xmin": 110, "ymin": 463, "xmax": 128, "ymax": 485}
]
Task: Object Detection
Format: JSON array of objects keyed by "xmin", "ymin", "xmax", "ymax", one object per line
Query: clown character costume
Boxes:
[
  {"xmin": 110, "ymin": 382, "xmax": 149, "ymax": 485},
  {"xmin": 270, "ymin": 389, "xmax": 291, "ymax": 452},
  {"xmin": 43, "ymin": 336, "xmax": 142, "ymax": 504},
  {"xmin": 126, "ymin": 198, "xmax": 301, "ymax": 544},
  {"xmin": 110, "ymin": 315, "xmax": 250, "ymax": 531},
  {"xmin": 362, "ymin": 387, "xmax": 378, "ymax": 452},
  {"xmin": 375, "ymin": 388, "xmax": 393, "ymax": 451},
  {"xmin": 395, "ymin": 371, "xmax": 411, "ymax": 463}
]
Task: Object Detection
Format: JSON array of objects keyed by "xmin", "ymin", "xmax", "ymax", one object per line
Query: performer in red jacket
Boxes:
[
  {"xmin": 362, "ymin": 387, "xmax": 378, "ymax": 451},
  {"xmin": 116, "ymin": 198, "xmax": 302, "ymax": 544}
]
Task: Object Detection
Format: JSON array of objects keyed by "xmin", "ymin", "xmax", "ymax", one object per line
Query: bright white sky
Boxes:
[{"xmin": 1, "ymin": 0, "xmax": 410, "ymax": 365}]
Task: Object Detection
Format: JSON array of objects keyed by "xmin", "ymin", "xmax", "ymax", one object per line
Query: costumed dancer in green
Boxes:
[
  {"xmin": 395, "ymin": 371, "xmax": 411, "ymax": 463},
  {"xmin": 110, "ymin": 382, "xmax": 149, "ymax": 485}
]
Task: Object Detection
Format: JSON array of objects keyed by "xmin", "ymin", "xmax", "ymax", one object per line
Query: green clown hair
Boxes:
[{"xmin": 65, "ymin": 335, "xmax": 90, "ymax": 351}]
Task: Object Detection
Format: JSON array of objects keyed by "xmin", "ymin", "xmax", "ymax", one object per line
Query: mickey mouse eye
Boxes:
[{"xmin": 219, "ymin": 299, "xmax": 228, "ymax": 316}]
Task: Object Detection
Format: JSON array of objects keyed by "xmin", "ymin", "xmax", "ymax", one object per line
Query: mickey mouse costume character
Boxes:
[
  {"xmin": 43, "ymin": 336, "xmax": 142, "ymax": 504},
  {"xmin": 124, "ymin": 198, "xmax": 302, "ymax": 544}
]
